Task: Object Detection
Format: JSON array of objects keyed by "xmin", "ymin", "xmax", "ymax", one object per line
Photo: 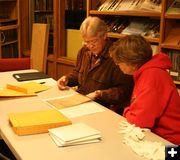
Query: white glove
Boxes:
[
  {"xmin": 119, "ymin": 121, "xmax": 148, "ymax": 141},
  {"xmin": 118, "ymin": 121, "xmax": 165, "ymax": 160}
]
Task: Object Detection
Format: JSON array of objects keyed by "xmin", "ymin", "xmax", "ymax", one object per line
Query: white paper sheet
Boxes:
[{"xmin": 59, "ymin": 102, "xmax": 105, "ymax": 118}]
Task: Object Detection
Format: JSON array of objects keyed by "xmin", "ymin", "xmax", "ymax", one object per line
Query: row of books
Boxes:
[
  {"xmin": 0, "ymin": 29, "xmax": 17, "ymax": 44},
  {"xmin": 97, "ymin": 0, "xmax": 162, "ymax": 12},
  {"xmin": 65, "ymin": 0, "xmax": 86, "ymax": 11},
  {"xmin": 65, "ymin": 10, "xmax": 86, "ymax": 29},
  {"xmin": 0, "ymin": 19, "xmax": 17, "ymax": 27},
  {"xmin": 34, "ymin": 14, "xmax": 54, "ymax": 31},
  {"xmin": 34, "ymin": 0, "xmax": 53, "ymax": 11},
  {"xmin": 1, "ymin": 43, "xmax": 18, "ymax": 58},
  {"xmin": 166, "ymin": 50, "xmax": 180, "ymax": 82},
  {"xmin": 166, "ymin": 0, "xmax": 180, "ymax": 14},
  {"xmin": 104, "ymin": 17, "xmax": 160, "ymax": 38}
]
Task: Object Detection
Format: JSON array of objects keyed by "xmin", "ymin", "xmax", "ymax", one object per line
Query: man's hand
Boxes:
[
  {"xmin": 86, "ymin": 90, "xmax": 102, "ymax": 100},
  {"xmin": 57, "ymin": 76, "xmax": 69, "ymax": 90}
]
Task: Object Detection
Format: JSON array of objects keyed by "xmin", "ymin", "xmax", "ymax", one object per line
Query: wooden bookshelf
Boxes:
[
  {"xmin": 86, "ymin": 0, "xmax": 180, "ymax": 85},
  {"xmin": 161, "ymin": 0, "xmax": 180, "ymax": 84},
  {"xmin": 26, "ymin": 0, "xmax": 180, "ymax": 82},
  {"xmin": 0, "ymin": 0, "xmax": 20, "ymax": 58},
  {"xmin": 28, "ymin": 0, "xmax": 86, "ymax": 79}
]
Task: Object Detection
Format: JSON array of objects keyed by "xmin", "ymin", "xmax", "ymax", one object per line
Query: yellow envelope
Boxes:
[
  {"xmin": 0, "ymin": 82, "xmax": 49, "ymax": 97},
  {"xmin": 9, "ymin": 109, "xmax": 72, "ymax": 135}
]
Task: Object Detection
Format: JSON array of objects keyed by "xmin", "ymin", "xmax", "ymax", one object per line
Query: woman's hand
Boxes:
[{"xmin": 57, "ymin": 76, "xmax": 69, "ymax": 90}]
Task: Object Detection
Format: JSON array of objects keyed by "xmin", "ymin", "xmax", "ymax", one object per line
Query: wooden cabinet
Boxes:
[
  {"xmin": 32, "ymin": 0, "xmax": 54, "ymax": 54},
  {"xmin": 28, "ymin": 0, "xmax": 179, "ymax": 83},
  {"xmin": 86, "ymin": 0, "xmax": 180, "ymax": 84},
  {"xmin": 160, "ymin": 0, "xmax": 180, "ymax": 84},
  {"xmin": 30, "ymin": 0, "xmax": 85, "ymax": 80},
  {"xmin": 0, "ymin": 0, "xmax": 20, "ymax": 58},
  {"xmin": 29, "ymin": 0, "xmax": 66, "ymax": 79}
]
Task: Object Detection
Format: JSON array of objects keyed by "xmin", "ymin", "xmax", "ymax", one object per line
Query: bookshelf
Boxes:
[
  {"xmin": 86, "ymin": 0, "xmax": 180, "ymax": 85},
  {"xmin": 32, "ymin": 0, "xmax": 53, "ymax": 54},
  {"xmin": 29, "ymin": 0, "xmax": 86, "ymax": 79},
  {"xmin": 0, "ymin": 0, "xmax": 20, "ymax": 58},
  {"xmin": 161, "ymin": 0, "xmax": 180, "ymax": 84}
]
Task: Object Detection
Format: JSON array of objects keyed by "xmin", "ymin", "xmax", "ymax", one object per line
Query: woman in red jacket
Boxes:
[{"xmin": 111, "ymin": 34, "xmax": 180, "ymax": 144}]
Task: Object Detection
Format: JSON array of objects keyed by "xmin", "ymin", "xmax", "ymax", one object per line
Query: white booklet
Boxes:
[{"xmin": 49, "ymin": 123, "xmax": 102, "ymax": 147}]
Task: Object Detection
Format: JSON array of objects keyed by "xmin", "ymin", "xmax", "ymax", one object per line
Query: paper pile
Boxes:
[{"xmin": 49, "ymin": 123, "xmax": 102, "ymax": 146}]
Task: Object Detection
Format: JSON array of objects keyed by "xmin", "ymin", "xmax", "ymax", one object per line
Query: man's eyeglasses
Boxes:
[{"xmin": 83, "ymin": 38, "xmax": 99, "ymax": 46}]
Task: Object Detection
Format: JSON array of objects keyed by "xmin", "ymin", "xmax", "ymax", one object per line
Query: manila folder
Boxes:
[{"xmin": 9, "ymin": 109, "xmax": 72, "ymax": 135}]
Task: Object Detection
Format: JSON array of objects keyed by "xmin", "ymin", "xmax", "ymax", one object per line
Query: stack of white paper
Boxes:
[{"xmin": 48, "ymin": 123, "xmax": 102, "ymax": 147}]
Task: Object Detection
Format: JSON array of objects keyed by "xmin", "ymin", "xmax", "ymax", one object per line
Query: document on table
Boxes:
[
  {"xmin": 44, "ymin": 93, "xmax": 92, "ymax": 109},
  {"xmin": 59, "ymin": 102, "xmax": 105, "ymax": 118}
]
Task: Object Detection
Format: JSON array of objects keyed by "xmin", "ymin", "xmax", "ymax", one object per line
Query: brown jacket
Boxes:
[{"xmin": 67, "ymin": 40, "xmax": 134, "ymax": 109}]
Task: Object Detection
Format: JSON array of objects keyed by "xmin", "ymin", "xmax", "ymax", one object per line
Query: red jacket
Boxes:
[{"xmin": 123, "ymin": 53, "xmax": 180, "ymax": 144}]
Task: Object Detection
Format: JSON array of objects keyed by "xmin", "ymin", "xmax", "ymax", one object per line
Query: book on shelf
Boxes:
[
  {"xmin": 121, "ymin": 18, "xmax": 159, "ymax": 37},
  {"xmin": 46, "ymin": 93, "xmax": 91, "ymax": 109},
  {"xmin": 65, "ymin": 0, "xmax": 85, "ymax": 11},
  {"xmin": 9, "ymin": 109, "xmax": 72, "ymax": 136},
  {"xmin": 165, "ymin": 50, "xmax": 180, "ymax": 82},
  {"xmin": 103, "ymin": 17, "xmax": 160, "ymax": 38},
  {"xmin": 166, "ymin": 0, "xmax": 180, "ymax": 14},
  {"xmin": 49, "ymin": 123, "xmax": 101, "ymax": 147},
  {"xmin": 0, "ymin": 81, "xmax": 49, "ymax": 97},
  {"xmin": 139, "ymin": 0, "xmax": 162, "ymax": 12},
  {"xmin": 1, "ymin": 43, "xmax": 18, "ymax": 58},
  {"xmin": 0, "ymin": 19, "xmax": 17, "ymax": 26},
  {"xmin": 97, "ymin": 0, "xmax": 161, "ymax": 12}
]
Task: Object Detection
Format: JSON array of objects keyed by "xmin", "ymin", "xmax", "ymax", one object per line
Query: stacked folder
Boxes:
[
  {"xmin": 48, "ymin": 123, "xmax": 102, "ymax": 147},
  {"xmin": 0, "ymin": 82, "xmax": 50, "ymax": 97},
  {"xmin": 9, "ymin": 109, "xmax": 72, "ymax": 135}
]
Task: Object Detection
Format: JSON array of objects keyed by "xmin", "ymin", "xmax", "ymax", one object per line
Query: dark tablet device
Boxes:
[{"xmin": 13, "ymin": 72, "xmax": 50, "ymax": 82}]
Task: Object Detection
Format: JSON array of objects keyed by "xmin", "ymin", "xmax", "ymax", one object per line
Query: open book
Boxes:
[
  {"xmin": 0, "ymin": 82, "xmax": 49, "ymax": 97},
  {"xmin": 9, "ymin": 109, "xmax": 72, "ymax": 135},
  {"xmin": 49, "ymin": 123, "xmax": 101, "ymax": 147}
]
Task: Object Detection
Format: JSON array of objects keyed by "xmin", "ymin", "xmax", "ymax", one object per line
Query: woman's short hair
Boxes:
[
  {"xmin": 80, "ymin": 16, "xmax": 107, "ymax": 38},
  {"xmin": 110, "ymin": 35, "xmax": 152, "ymax": 68}
]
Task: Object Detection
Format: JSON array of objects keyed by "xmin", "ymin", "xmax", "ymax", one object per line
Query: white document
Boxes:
[
  {"xmin": 49, "ymin": 123, "xmax": 102, "ymax": 147},
  {"xmin": 59, "ymin": 102, "xmax": 105, "ymax": 118}
]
